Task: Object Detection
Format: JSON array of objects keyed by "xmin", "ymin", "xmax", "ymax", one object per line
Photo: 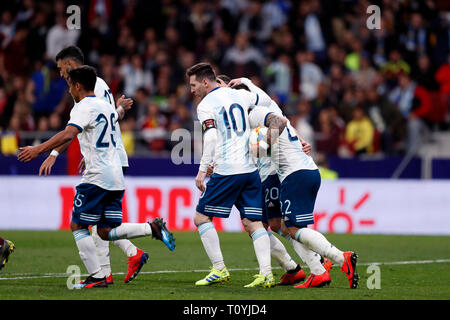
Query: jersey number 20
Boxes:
[{"xmin": 96, "ymin": 113, "xmax": 117, "ymax": 148}]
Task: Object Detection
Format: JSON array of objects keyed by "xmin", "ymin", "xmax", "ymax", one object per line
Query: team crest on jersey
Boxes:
[{"xmin": 202, "ymin": 119, "xmax": 216, "ymax": 132}]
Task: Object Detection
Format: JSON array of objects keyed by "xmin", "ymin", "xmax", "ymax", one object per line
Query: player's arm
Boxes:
[
  {"xmin": 39, "ymin": 141, "xmax": 71, "ymax": 176},
  {"xmin": 196, "ymin": 104, "xmax": 217, "ymax": 192},
  {"xmin": 249, "ymin": 106, "xmax": 287, "ymax": 147},
  {"xmin": 265, "ymin": 113, "xmax": 287, "ymax": 146},
  {"xmin": 295, "ymin": 129, "xmax": 312, "ymax": 156},
  {"xmin": 18, "ymin": 125, "xmax": 80, "ymax": 163},
  {"xmin": 230, "ymin": 78, "xmax": 272, "ymax": 109},
  {"xmin": 116, "ymin": 95, "xmax": 133, "ymax": 121}
]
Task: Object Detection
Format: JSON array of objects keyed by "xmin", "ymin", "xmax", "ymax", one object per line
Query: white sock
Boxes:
[
  {"xmin": 113, "ymin": 239, "xmax": 138, "ymax": 257},
  {"xmin": 288, "ymin": 236, "xmax": 325, "ymax": 275},
  {"xmin": 91, "ymin": 225, "xmax": 111, "ymax": 276},
  {"xmin": 108, "ymin": 223, "xmax": 152, "ymax": 241},
  {"xmin": 268, "ymin": 232, "xmax": 297, "ymax": 272},
  {"xmin": 73, "ymin": 229, "xmax": 103, "ymax": 278},
  {"xmin": 251, "ymin": 228, "xmax": 272, "ymax": 276},
  {"xmin": 295, "ymin": 228, "xmax": 345, "ymax": 266},
  {"xmin": 198, "ymin": 222, "xmax": 225, "ymax": 271}
]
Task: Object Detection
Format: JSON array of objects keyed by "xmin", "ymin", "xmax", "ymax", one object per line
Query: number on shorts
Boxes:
[
  {"xmin": 74, "ymin": 194, "xmax": 85, "ymax": 207},
  {"xmin": 283, "ymin": 199, "xmax": 292, "ymax": 214},
  {"xmin": 265, "ymin": 187, "xmax": 279, "ymax": 203}
]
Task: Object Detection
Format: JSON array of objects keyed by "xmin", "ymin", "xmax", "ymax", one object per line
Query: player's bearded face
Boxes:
[
  {"xmin": 56, "ymin": 59, "xmax": 69, "ymax": 79},
  {"xmin": 189, "ymin": 75, "xmax": 207, "ymax": 100}
]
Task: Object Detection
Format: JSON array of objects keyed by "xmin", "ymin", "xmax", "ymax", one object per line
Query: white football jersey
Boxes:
[
  {"xmin": 197, "ymin": 86, "xmax": 267, "ymax": 176},
  {"xmin": 68, "ymin": 96, "xmax": 125, "ymax": 191},
  {"xmin": 248, "ymin": 99, "xmax": 318, "ymax": 183},
  {"xmin": 94, "ymin": 77, "xmax": 129, "ymax": 168}
]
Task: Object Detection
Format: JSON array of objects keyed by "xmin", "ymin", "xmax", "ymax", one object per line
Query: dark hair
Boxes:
[
  {"xmin": 68, "ymin": 66, "xmax": 97, "ymax": 91},
  {"xmin": 217, "ymin": 74, "xmax": 231, "ymax": 84},
  {"xmin": 186, "ymin": 62, "xmax": 216, "ymax": 82},
  {"xmin": 233, "ymin": 83, "xmax": 250, "ymax": 91},
  {"xmin": 216, "ymin": 74, "xmax": 250, "ymax": 91},
  {"xmin": 55, "ymin": 46, "xmax": 85, "ymax": 64}
]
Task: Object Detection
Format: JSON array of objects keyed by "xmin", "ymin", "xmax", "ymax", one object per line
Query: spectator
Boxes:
[
  {"xmin": 400, "ymin": 12, "xmax": 430, "ymax": 66},
  {"xmin": 0, "ymin": 10, "xmax": 16, "ymax": 49},
  {"xmin": 388, "ymin": 72, "xmax": 432, "ymax": 154},
  {"xmin": 314, "ymin": 108, "xmax": 342, "ymax": 157},
  {"xmin": 45, "ymin": 14, "xmax": 80, "ymax": 61},
  {"xmin": 238, "ymin": 0, "xmax": 271, "ymax": 45},
  {"xmin": 296, "ymin": 51, "xmax": 323, "ymax": 101},
  {"xmin": 1, "ymin": 114, "xmax": 20, "ymax": 155},
  {"xmin": 139, "ymin": 101, "xmax": 168, "ymax": 152},
  {"xmin": 351, "ymin": 53, "xmax": 377, "ymax": 89},
  {"xmin": 28, "ymin": 62, "xmax": 67, "ymax": 119},
  {"xmin": 119, "ymin": 54, "xmax": 154, "ymax": 97},
  {"xmin": 294, "ymin": 99, "xmax": 314, "ymax": 152},
  {"xmin": 344, "ymin": 106, "xmax": 375, "ymax": 155},
  {"xmin": 265, "ymin": 53, "xmax": 291, "ymax": 106},
  {"xmin": 222, "ymin": 32, "xmax": 264, "ymax": 78},
  {"xmin": 412, "ymin": 54, "xmax": 439, "ymax": 90},
  {"xmin": 365, "ymin": 87, "xmax": 403, "ymax": 154},
  {"xmin": 3, "ymin": 22, "xmax": 29, "ymax": 77}
]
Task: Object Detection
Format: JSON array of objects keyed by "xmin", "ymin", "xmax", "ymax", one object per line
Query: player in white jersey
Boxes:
[
  {"xmin": 38, "ymin": 46, "xmax": 154, "ymax": 284},
  {"xmin": 227, "ymin": 78, "xmax": 359, "ymax": 289},
  {"xmin": 186, "ymin": 62, "xmax": 275, "ymax": 288},
  {"xmin": 18, "ymin": 66, "xmax": 175, "ymax": 288},
  {"xmin": 216, "ymin": 75, "xmax": 333, "ymax": 286}
]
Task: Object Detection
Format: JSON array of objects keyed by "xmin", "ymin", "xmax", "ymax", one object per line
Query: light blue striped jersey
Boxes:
[{"xmin": 197, "ymin": 86, "xmax": 262, "ymax": 176}]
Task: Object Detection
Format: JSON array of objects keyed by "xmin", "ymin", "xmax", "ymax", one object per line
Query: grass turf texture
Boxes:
[{"xmin": 0, "ymin": 231, "xmax": 449, "ymax": 300}]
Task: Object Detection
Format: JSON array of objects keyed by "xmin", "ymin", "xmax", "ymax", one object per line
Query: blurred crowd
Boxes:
[{"xmin": 0, "ymin": 0, "xmax": 449, "ymax": 160}]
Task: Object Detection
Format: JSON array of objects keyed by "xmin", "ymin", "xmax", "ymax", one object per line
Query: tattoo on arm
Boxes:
[{"xmin": 265, "ymin": 113, "xmax": 287, "ymax": 145}]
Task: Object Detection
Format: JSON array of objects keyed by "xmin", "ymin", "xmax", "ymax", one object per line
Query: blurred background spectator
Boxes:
[{"xmin": 0, "ymin": 0, "xmax": 448, "ymax": 163}]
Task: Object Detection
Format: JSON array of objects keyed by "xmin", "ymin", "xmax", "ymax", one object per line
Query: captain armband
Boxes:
[{"xmin": 202, "ymin": 119, "xmax": 216, "ymax": 133}]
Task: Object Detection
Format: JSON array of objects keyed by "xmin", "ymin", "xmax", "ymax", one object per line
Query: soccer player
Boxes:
[
  {"xmin": 216, "ymin": 75, "xmax": 332, "ymax": 285},
  {"xmin": 0, "ymin": 237, "xmax": 15, "ymax": 271},
  {"xmin": 231, "ymin": 77, "xmax": 359, "ymax": 289},
  {"xmin": 38, "ymin": 46, "xmax": 145, "ymax": 285},
  {"xmin": 18, "ymin": 66, "xmax": 175, "ymax": 287},
  {"xmin": 187, "ymin": 62, "xmax": 275, "ymax": 288}
]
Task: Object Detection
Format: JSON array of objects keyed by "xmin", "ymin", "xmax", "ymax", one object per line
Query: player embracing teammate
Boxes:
[{"xmin": 189, "ymin": 61, "xmax": 359, "ymax": 289}]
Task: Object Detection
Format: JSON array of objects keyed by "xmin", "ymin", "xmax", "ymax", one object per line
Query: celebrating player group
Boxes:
[
  {"xmin": 16, "ymin": 45, "xmax": 358, "ymax": 289},
  {"xmin": 188, "ymin": 62, "xmax": 359, "ymax": 289}
]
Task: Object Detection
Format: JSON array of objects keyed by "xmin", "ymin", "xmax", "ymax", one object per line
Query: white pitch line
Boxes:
[{"xmin": 1, "ymin": 259, "xmax": 450, "ymax": 281}]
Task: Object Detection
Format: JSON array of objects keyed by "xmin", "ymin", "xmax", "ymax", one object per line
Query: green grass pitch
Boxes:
[{"xmin": 1, "ymin": 231, "xmax": 449, "ymax": 300}]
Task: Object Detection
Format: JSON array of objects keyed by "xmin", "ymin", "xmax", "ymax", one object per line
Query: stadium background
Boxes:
[{"xmin": 0, "ymin": 0, "xmax": 449, "ymax": 235}]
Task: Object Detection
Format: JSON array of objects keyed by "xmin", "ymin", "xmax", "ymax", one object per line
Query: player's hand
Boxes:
[
  {"xmin": 116, "ymin": 95, "xmax": 133, "ymax": 111},
  {"xmin": 228, "ymin": 78, "xmax": 242, "ymax": 88},
  {"xmin": 301, "ymin": 140, "xmax": 312, "ymax": 156},
  {"xmin": 39, "ymin": 155, "xmax": 56, "ymax": 176},
  {"xmin": 17, "ymin": 146, "xmax": 39, "ymax": 162},
  {"xmin": 206, "ymin": 165, "xmax": 214, "ymax": 177},
  {"xmin": 78, "ymin": 158, "xmax": 86, "ymax": 174},
  {"xmin": 195, "ymin": 170, "xmax": 207, "ymax": 192}
]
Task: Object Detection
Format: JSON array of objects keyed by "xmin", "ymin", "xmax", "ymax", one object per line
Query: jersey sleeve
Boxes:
[
  {"xmin": 249, "ymin": 106, "xmax": 273, "ymax": 128},
  {"xmin": 240, "ymin": 78, "xmax": 273, "ymax": 107},
  {"xmin": 67, "ymin": 104, "xmax": 92, "ymax": 132},
  {"xmin": 197, "ymin": 102, "xmax": 217, "ymax": 133},
  {"xmin": 237, "ymin": 88, "xmax": 271, "ymax": 110}
]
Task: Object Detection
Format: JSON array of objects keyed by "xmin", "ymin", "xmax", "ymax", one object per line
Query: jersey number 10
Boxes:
[
  {"xmin": 96, "ymin": 113, "xmax": 117, "ymax": 148},
  {"xmin": 219, "ymin": 104, "xmax": 246, "ymax": 139}
]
